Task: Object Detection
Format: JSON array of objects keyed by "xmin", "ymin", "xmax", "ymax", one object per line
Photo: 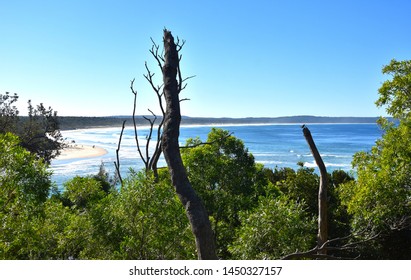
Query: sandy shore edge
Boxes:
[{"xmin": 56, "ymin": 144, "xmax": 108, "ymax": 160}]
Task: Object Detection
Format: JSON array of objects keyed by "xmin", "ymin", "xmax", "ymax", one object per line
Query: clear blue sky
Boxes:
[{"xmin": 1, "ymin": 0, "xmax": 410, "ymax": 117}]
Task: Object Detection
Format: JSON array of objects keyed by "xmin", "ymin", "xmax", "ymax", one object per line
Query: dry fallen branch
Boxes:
[{"xmin": 282, "ymin": 225, "xmax": 381, "ymax": 259}]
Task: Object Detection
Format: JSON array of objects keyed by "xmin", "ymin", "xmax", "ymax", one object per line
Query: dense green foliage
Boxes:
[
  {"xmin": 2, "ymin": 129, "xmax": 345, "ymax": 260},
  {"xmin": 1, "ymin": 151, "xmax": 195, "ymax": 259},
  {"xmin": 376, "ymin": 59, "xmax": 411, "ymax": 120},
  {"xmin": 229, "ymin": 195, "xmax": 316, "ymax": 259},
  {"xmin": 181, "ymin": 128, "xmax": 268, "ymax": 258},
  {"xmin": 338, "ymin": 59, "xmax": 411, "ymax": 259},
  {"xmin": 1, "ymin": 59, "xmax": 411, "ymax": 259},
  {"xmin": 180, "ymin": 128, "xmax": 356, "ymax": 259},
  {"xmin": 339, "ymin": 121, "xmax": 411, "ymax": 233},
  {"xmin": 0, "ymin": 133, "xmax": 52, "ymax": 259}
]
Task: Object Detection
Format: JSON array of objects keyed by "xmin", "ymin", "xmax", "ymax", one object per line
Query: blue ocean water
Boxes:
[{"xmin": 50, "ymin": 123, "xmax": 383, "ymax": 186}]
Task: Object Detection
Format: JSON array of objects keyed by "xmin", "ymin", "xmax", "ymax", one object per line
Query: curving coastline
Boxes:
[{"xmin": 56, "ymin": 144, "xmax": 108, "ymax": 160}]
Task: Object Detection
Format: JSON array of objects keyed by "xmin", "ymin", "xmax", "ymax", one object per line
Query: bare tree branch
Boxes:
[
  {"xmin": 302, "ymin": 125, "xmax": 328, "ymax": 255},
  {"xmin": 148, "ymin": 113, "xmax": 164, "ymax": 179},
  {"xmin": 180, "ymin": 133, "xmax": 234, "ymax": 149},
  {"xmin": 177, "ymin": 63, "xmax": 183, "ymax": 94},
  {"xmin": 181, "ymin": 75, "xmax": 196, "ymax": 83},
  {"xmin": 149, "ymin": 37, "xmax": 164, "ymax": 68},
  {"xmin": 143, "ymin": 56, "xmax": 166, "ymax": 178},
  {"xmin": 114, "ymin": 120, "xmax": 126, "ymax": 187},
  {"xmin": 126, "ymin": 35, "xmax": 194, "ymax": 180},
  {"xmin": 281, "ymin": 230, "xmax": 380, "ymax": 260},
  {"xmin": 179, "ymin": 75, "xmax": 196, "ymax": 93},
  {"xmin": 176, "ymin": 37, "xmax": 185, "ymax": 52},
  {"xmin": 144, "ymin": 62, "xmax": 164, "ymax": 96},
  {"xmin": 130, "ymin": 79, "xmax": 147, "ymax": 167},
  {"xmin": 143, "ymin": 109, "xmax": 158, "ymax": 166}
]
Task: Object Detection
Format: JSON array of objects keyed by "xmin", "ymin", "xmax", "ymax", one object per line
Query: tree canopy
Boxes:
[
  {"xmin": 0, "ymin": 133, "xmax": 52, "ymax": 259},
  {"xmin": 376, "ymin": 59, "xmax": 411, "ymax": 121},
  {"xmin": 0, "ymin": 92, "xmax": 65, "ymax": 163},
  {"xmin": 181, "ymin": 128, "xmax": 268, "ymax": 258}
]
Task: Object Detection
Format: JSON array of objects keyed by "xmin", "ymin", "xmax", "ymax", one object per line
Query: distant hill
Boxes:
[
  {"xmin": 58, "ymin": 115, "xmax": 386, "ymax": 130},
  {"xmin": 180, "ymin": 116, "xmax": 384, "ymax": 125}
]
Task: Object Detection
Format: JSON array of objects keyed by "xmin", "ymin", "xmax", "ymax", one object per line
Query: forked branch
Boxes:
[
  {"xmin": 119, "ymin": 33, "xmax": 195, "ymax": 180},
  {"xmin": 149, "ymin": 37, "xmax": 164, "ymax": 68}
]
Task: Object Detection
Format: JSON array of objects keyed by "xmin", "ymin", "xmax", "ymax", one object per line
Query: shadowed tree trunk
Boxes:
[
  {"xmin": 302, "ymin": 125, "xmax": 328, "ymax": 255},
  {"xmin": 161, "ymin": 29, "xmax": 218, "ymax": 260}
]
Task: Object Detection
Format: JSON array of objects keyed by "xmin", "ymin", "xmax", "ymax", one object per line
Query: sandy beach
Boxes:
[{"xmin": 56, "ymin": 144, "xmax": 108, "ymax": 160}]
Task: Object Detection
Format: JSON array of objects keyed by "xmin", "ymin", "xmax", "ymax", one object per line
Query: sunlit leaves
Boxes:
[
  {"xmin": 376, "ymin": 59, "xmax": 411, "ymax": 120},
  {"xmin": 229, "ymin": 196, "xmax": 316, "ymax": 259},
  {"xmin": 63, "ymin": 176, "xmax": 106, "ymax": 210},
  {"xmin": 110, "ymin": 171, "xmax": 195, "ymax": 259},
  {"xmin": 339, "ymin": 122, "xmax": 411, "ymax": 233},
  {"xmin": 181, "ymin": 128, "xmax": 267, "ymax": 258},
  {"xmin": 0, "ymin": 133, "xmax": 51, "ymax": 204},
  {"xmin": 0, "ymin": 132, "xmax": 52, "ymax": 259}
]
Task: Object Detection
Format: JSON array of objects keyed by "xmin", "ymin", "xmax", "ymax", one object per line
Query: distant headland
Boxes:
[{"xmin": 58, "ymin": 115, "xmax": 388, "ymax": 130}]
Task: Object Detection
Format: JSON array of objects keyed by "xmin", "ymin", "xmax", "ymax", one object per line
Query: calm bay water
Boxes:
[{"xmin": 50, "ymin": 123, "xmax": 383, "ymax": 186}]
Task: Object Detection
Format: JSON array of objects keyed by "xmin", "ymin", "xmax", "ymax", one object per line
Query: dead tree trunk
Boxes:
[
  {"xmin": 161, "ymin": 29, "xmax": 217, "ymax": 260},
  {"xmin": 302, "ymin": 125, "xmax": 328, "ymax": 255}
]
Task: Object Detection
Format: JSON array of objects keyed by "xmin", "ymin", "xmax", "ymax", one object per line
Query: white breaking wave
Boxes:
[{"xmin": 303, "ymin": 161, "xmax": 351, "ymax": 169}]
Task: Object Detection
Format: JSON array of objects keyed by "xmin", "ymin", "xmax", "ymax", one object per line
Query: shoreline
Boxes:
[
  {"xmin": 56, "ymin": 144, "xmax": 108, "ymax": 160},
  {"xmin": 58, "ymin": 116, "xmax": 387, "ymax": 130},
  {"xmin": 60, "ymin": 122, "xmax": 380, "ymax": 132}
]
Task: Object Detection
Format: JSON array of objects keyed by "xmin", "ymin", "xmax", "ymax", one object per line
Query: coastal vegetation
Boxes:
[
  {"xmin": 0, "ymin": 27, "xmax": 410, "ymax": 259},
  {"xmin": 0, "ymin": 92, "xmax": 65, "ymax": 163}
]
